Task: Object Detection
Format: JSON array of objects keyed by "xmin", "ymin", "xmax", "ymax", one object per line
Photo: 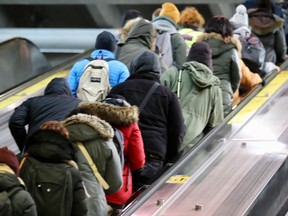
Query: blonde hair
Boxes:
[{"xmin": 178, "ymin": 7, "xmax": 205, "ymax": 29}]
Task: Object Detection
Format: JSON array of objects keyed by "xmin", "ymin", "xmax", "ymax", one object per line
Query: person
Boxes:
[
  {"xmin": 116, "ymin": 18, "xmax": 158, "ymax": 73},
  {"xmin": 197, "ymin": 16, "xmax": 242, "ymax": 117},
  {"xmin": 9, "ymin": 77, "xmax": 81, "ymax": 153},
  {"xmin": 19, "ymin": 121, "xmax": 88, "ymax": 216},
  {"xmin": 78, "ymin": 94, "xmax": 145, "ymax": 214},
  {"xmin": 63, "ymin": 108, "xmax": 123, "ymax": 216},
  {"xmin": 247, "ymin": 0, "xmax": 287, "ymax": 65},
  {"xmin": 68, "ymin": 31, "xmax": 130, "ymax": 97},
  {"xmin": 152, "ymin": 2, "xmax": 187, "ymax": 69},
  {"xmin": 161, "ymin": 42, "xmax": 224, "ymax": 150},
  {"xmin": 0, "ymin": 147, "xmax": 37, "ymax": 216},
  {"xmin": 120, "ymin": 9, "xmax": 143, "ymax": 30},
  {"xmin": 178, "ymin": 7, "xmax": 205, "ymax": 49},
  {"xmin": 110, "ymin": 50, "xmax": 185, "ymax": 187}
]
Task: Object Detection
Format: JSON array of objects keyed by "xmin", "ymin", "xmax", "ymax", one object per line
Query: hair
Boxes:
[
  {"xmin": 256, "ymin": 0, "xmax": 275, "ymax": 13},
  {"xmin": 178, "ymin": 7, "xmax": 205, "ymax": 29},
  {"xmin": 40, "ymin": 121, "xmax": 69, "ymax": 138},
  {"xmin": 205, "ymin": 16, "xmax": 233, "ymax": 38},
  {"xmin": 66, "ymin": 107, "xmax": 97, "ymax": 118},
  {"xmin": 152, "ymin": 8, "xmax": 161, "ymax": 20}
]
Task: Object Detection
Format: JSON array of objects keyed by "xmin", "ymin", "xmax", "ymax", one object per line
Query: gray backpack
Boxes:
[{"xmin": 155, "ymin": 29, "xmax": 178, "ymax": 68}]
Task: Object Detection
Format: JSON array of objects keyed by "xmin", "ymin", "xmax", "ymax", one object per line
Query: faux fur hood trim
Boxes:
[
  {"xmin": 63, "ymin": 114, "xmax": 114, "ymax": 140},
  {"xmin": 197, "ymin": 32, "xmax": 242, "ymax": 57},
  {"xmin": 79, "ymin": 102, "xmax": 139, "ymax": 126},
  {"xmin": 120, "ymin": 17, "xmax": 141, "ymax": 43}
]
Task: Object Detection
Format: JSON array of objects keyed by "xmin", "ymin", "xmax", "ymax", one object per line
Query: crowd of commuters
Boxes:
[{"xmin": 5, "ymin": 0, "xmax": 288, "ymax": 215}]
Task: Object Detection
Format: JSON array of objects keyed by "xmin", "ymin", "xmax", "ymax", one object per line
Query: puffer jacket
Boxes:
[
  {"xmin": 116, "ymin": 18, "xmax": 155, "ymax": 73},
  {"xmin": 152, "ymin": 16, "xmax": 187, "ymax": 67},
  {"xmin": 78, "ymin": 102, "xmax": 145, "ymax": 205},
  {"xmin": 161, "ymin": 62, "xmax": 224, "ymax": 150},
  {"xmin": 63, "ymin": 114, "xmax": 122, "ymax": 216},
  {"xmin": 20, "ymin": 129, "xmax": 88, "ymax": 216},
  {"xmin": 68, "ymin": 49, "xmax": 130, "ymax": 97},
  {"xmin": 0, "ymin": 164, "xmax": 37, "ymax": 216},
  {"xmin": 248, "ymin": 8, "xmax": 287, "ymax": 64},
  {"xmin": 197, "ymin": 33, "xmax": 242, "ymax": 116},
  {"xmin": 110, "ymin": 50, "xmax": 185, "ymax": 163},
  {"xmin": 9, "ymin": 77, "xmax": 81, "ymax": 152}
]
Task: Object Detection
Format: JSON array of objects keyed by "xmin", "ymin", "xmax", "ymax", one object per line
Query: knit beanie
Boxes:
[
  {"xmin": 95, "ymin": 31, "xmax": 116, "ymax": 52},
  {"xmin": 0, "ymin": 147, "xmax": 19, "ymax": 176},
  {"xmin": 230, "ymin": 5, "xmax": 249, "ymax": 27},
  {"xmin": 121, "ymin": 9, "xmax": 143, "ymax": 28},
  {"xmin": 187, "ymin": 42, "xmax": 213, "ymax": 70},
  {"xmin": 159, "ymin": 2, "xmax": 180, "ymax": 23}
]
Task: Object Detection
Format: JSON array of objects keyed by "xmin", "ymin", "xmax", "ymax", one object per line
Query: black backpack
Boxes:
[{"xmin": 20, "ymin": 157, "xmax": 74, "ymax": 216}]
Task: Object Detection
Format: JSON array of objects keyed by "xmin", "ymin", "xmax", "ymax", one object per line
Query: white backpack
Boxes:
[{"xmin": 77, "ymin": 58, "xmax": 111, "ymax": 102}]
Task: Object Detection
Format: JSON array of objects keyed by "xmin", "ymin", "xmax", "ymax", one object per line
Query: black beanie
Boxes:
[
  {"xmin": 121, "ymin": 9, "xmax": 142, "ymax": 27},
  {"xmin": 186, "ymin": 42, "xmax": 213, "ymax": 70},
  {"xmin": 95, "ymin": 31, "xmax": 116, "ymax": 52}
]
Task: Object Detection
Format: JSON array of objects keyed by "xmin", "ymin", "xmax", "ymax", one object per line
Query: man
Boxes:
[
  {"xmin": 9, "ymin": 77, "xmax": 81, "ymax": 152},
  {"xmin": 68, "ymin": 31, "xmax": 130, "ymax": 97}
]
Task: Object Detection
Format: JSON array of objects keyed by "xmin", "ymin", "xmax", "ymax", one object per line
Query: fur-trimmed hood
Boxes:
[
  {"xmin": 248, "ymin": 8, "xmax": 285, "ymax": 35},
  {"xmin": 78, "ymin": 102, "xmax": 139, "ymax": 126},
  {"xmin": 197, "ymin": 32, "xmax": 242, "ymax": 57},
  {"xmin": 63, "ymin": 113, "xmax": 114, "ymax": 140}
]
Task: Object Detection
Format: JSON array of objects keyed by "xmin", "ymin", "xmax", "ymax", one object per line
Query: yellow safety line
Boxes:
[
  {"xmin": 0, "ymin": 70, "xmax": 69, "ymax": 109},
  {"xmin": 229, "ymin": 71, "xmax": 288, "ymax": 124}
]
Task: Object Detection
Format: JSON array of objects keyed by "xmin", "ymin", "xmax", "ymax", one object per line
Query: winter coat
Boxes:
[
  {"xmin": 9, "ymin": 77, "xmax": 81, "ymax": 152},
  {"xmin": 0, "ymin": 165, "xmax": 37, "ymax": 216},
  {"xmin": 197, "ymin": 33, "xmax": 242, "ymax": 116},
  {"xmin": 63, "ymin": 114, "xmax": 123, "ymax": 216},
  {"xmin": 116, "ymin": 18, "xmax": 156, "ymax": 73},
  {"xmin": 179, "ymin": 27, "xmax": 204, "ymax": 49},
  {"xmin": 20, "ymin": 129, "xmax": 88, "ymax": 216},
  {"xmin": 232, "ymin": 59, "xmax": 262, "ymax": 106},
  {"xmin": 161, "ymin": 62, "xmax": 224, "ymax": 149},
  {"xmin": 248, "ymin": 8, "xmax": 287, "ymax": 64},
  {"xmin": 110, "ymin": 52, "xmax": 185, "ymax": 163},
  {"xmin": 78, "ymin": 102, "xmax": 145, "ymax": 205},
  {"xmin": 231, "ymin": 23, "xmax": 279, "ymax": 76},
  {"xmin": 68, "ymin": 49, "xmax": 129, "ymax": 97},
  {"xmin": 152, "ymin": 16, "xmax": 187, "ymax": 68}
]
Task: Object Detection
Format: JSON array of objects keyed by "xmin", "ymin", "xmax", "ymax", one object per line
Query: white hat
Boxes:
[{"xmin": 230, "ymin": 5, "xmax": 249, "ymax": 27}]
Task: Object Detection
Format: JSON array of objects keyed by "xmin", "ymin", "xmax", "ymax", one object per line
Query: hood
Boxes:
[
  {"xmin": 63, "ymin": 113, "xmax": 113, "ymax": 141},
  {"xmin": 0, "ymin": 172, "xmax": 23, "ymax": 191},
  {"xmin": 152, "ymin": 16, "xmax": 177, "ymax": 31},
  {"xmin": 130, "ymin": 50, "xmax": 161, "ymax": 77},
  {"xmin": 197, "ymin": 32, "xmax": 242, "ymax": 57},
  {"xmin": 184, "ymin": 61, "xmax": 220, "ymax": 88},
  {"xmin": 78, "ymin": 102, "xmax": 138, "ymax": 126},
  {"xmin": 25, "ymin": 130, "xmax": 76, "ymax": 162},
  {"xmin": 248, "ymin": 9, "xmax": 285, "ymax": 35},
  {"xmin": 125, "ymin": 18, "xmax": 154, "ymax": 50},
  {"xmin": 44, "ymin": 77, "xmax": 72, "ymax": 96},
  {"xmin": 120, "ymin": 17, "xmax": 141, "ymax": 43}
]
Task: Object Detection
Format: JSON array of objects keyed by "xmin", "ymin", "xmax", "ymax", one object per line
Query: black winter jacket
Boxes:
[
  {"xmin": 9, "ymin": 77, "xmax": 81, "ymax": 151},
  {"xmin": 110, "ymin": 51, "xmax": 185, "ymax": 162}
]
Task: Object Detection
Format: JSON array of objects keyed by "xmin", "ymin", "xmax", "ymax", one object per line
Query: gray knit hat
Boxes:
[{"xmin": 187, "ymin": 42, "xmax": 213, "ymax": 70}]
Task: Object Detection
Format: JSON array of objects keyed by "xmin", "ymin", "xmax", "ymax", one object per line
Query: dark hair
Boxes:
[
  {"xmin": 66, "ymin": 107, "xmax": 97, "ymax": 118},
  {"xmin": 205, "ymin": 16, "xmax": 233, "ymax": 38},
  {"xmin": 256, "ymin": 0, "xmax": 275, "ymax": 13}
]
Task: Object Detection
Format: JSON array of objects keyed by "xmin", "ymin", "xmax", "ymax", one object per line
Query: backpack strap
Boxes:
[
  {"xmin": 139, "ymin": 82, "xmax": 160, "ymax": 113},
  {"xmin": 177, "ymin": 69, "xmax": 183, "ymax": 99},
  {"xmin": 77, "ymin": 142, "xmax": 109, "ymax": 190}
]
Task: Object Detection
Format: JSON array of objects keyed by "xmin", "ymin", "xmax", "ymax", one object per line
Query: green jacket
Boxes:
[
  {"xmin": 197, "ymin": 33, "xmax": 242, "ymax": 116},
  {"xmin": 161, "ymin": 61, "xmax": 224, "ymax": 150},
  {"xmin": 63, "ymin": 114, "xmax": 122, "ymax": 216}
]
